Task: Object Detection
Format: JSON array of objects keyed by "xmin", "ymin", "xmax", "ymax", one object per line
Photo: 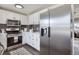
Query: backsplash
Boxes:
[
  {"xmin": 0, "ymin": 24, "xmax": 40, "ymax": 32},
  {"xmin": 21, "ymin": 25, "xmax": 29, "ymax": 31},
  {"xmin": 29, "ymin": 24, "xmax": 40, "ymax": 32},
  {"xmin": 0, "ymin": 24, "xmax": 7, "ymax": 32},
  {"xmin": 0, "ymin": 24, "xmax": 28, "ymax": 32}
]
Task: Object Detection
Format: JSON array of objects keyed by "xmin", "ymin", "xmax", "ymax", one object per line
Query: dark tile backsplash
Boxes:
[
  {"xmin": 21, "ymin": 25, "xmax": 29, "ymax": 31},
  {"xmin": 29, "ymin": 24, "xmax": 40, "ymax": 32},
  {"xmin": 21, "ymin": 24, "xmax": 40, "ymax": 32},
  {"xmin": 0, "ymin": 24, "xmax": 28, "ymax": 32},
  {"xmin": 0, "ymin": 24, "xmax": 40, "ymax": 32},
  {"xmin": 0, "ymin": 24, "xmax": 7, "ymax": 32}
]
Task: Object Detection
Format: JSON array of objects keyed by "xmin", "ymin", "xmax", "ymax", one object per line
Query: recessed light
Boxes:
[{"xmin": 15, "ymin": 4, "xmax": 24, "ymax": 9}]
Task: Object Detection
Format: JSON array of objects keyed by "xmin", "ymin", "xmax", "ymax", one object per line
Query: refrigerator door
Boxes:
[
  {"xmin": 40, "ymin": 9, "xmax": 50, "ymax": 55},
  {"xmin": 49, "ymin": 5, "xmax": 72, "ymax": 55}
]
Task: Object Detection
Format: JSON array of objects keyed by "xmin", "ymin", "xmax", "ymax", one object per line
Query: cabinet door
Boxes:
[
  {"xmin": 34, "ymin": 33, "xmax": 40, "ymax": 51},
  {"xmin": 14, "ymin": 13, "xmax": 20, "ymax": 20},
  {"xmin": 0, "ymin": 10, "xmax": 6, "ymax": 24},
  {"xmin": 26, "ymin": 32, "xmax": 31, "ymax": 45},
  {"xmin": 22, "ymin": 32, "xmax": 26, "ymax": 44},
  {"xmin": 29, "ymin": 15, "xmax": 34, "ymax": 25},
  {"xmin": 22, "ymin": 32, "xmax": 30, "ymax": 44},
  {"xmin": 21, "ymin": 15, "xmax": 28, "ymax": 25},
  {"xmin": 30, "ymin": 33, "xmax": 35, "ymax": 48},
  {"xmin": 6, "ymin": 11, "xmax": 20, "ymax": 20},
  {"xmin": 36, "ymin": 35, "xmax": 40, "ymax": 51},
  {"xmin": 28, "ymin": 33, "xmax": 34, "ymax": 46},
  {"xmin": 6, "ymin": 11, "xmax": 15, "ymax": 20},
  {"xmin": 33, "ymin": 13, "xmax": 40, "ymax": 24}
]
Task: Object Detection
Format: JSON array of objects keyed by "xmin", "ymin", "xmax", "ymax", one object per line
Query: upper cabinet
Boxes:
[
  {"xmin": 28, "ymin": 14, "xmax": 34, "ymax": 25},
  {"xmin": 0, "ymin": 9, "xmax": 40, "ymax": 25},
  {"xmin": 28, "ymin": 12, "xmax": 40, "ymax": 25},
  {"xmin": 0, "ymin": 10, "xmax": 7, "ymax": 24},
  {"xmin": 33, "ymin": 13, "xmax": 40, "ymax": 24},
  {"xmin": 0, "ymin": 9, "xmax": 28, "ymax": 25},
  {"xmin": 6, "ymin": 11, "xmax": 20, "ymax": 20},
  {"xmin": 20, "ymin": 15, "xmax": 28, "ymax": 25}
]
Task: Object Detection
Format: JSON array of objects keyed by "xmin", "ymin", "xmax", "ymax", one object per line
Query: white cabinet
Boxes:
[
  {"xmin": 14, "ymin": 13, "xmax": 20, "ymax": 20},
  {"xmin": 22, "ymin": 32, "xmax": 33, "ymax": 45},
  {"xmin": 28, "ymin": 12, "xmax": 40, "ymax": 25},
  {"xmin": 6, "ymin": 11, "xmax": 20, "ymax": 20},
  {"xmin": 33, "ymin": 13, "xmax": 40, "ymax": 24},
  {"xmin": 29, "ymin": 13, "xmax": 40, "ymax": 25},
  {"xmin": 28, "ymin": 15, "xmax": 34, "ymax": 25},
  {"xmin": 0, "ymin": 33, "xmax": 7, "ymax": 50},
  {"xmin": 28, "ymin": 33, "xmax": 35, "ymax": 47},
  {"xmin": 22, "ymin": 32, "xmax": 40, "ymax": 51},
  {"xmin": 0, "ymin": 9, "xmax": 21, "ymax": 24},
  {"xmin": 0, "ymin": 10, "xmax": 7, "ymax": 24},
  {"xmin": 20, "ymin": 15, "xmax": 28, "ymax": 25},
  {"xmin": 22, "ymin": 32, "xmax": 29, "ymax": 44},
  {"xmin": 22, "ymin": 32, "xmax": 26, "ymax": 44},
  {"xmin": 6, "ymin": 12, "xmax": 14, "ymax": 20},
  {"xmin": 33, "ymin": 33, "xmax": 40, "ymax": 51}
]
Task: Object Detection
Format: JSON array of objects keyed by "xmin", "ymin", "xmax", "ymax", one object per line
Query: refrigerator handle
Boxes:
[
  {"xmin": 48, "ymin": 27, "xmax": 50, "ymax": 37},
  {"xmin": 41, "ymin": 28, "xmax": 44, "ymax": 36},
  {"xmin": 41, "ymin": 28, "xmax": 48, "ymax": 36}
]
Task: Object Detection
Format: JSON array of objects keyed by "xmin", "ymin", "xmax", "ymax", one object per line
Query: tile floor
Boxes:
[{"xmin": 3, "ymin": 44, "xmax": 40, "ymax": 55}]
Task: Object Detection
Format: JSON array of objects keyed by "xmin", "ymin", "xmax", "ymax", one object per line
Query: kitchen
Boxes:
[
  {"xmin": 0, "ymin": 4, "xmax": 79, "ymax": 55},
  {"xmin": 0, "ymin": 4, "xmax": 50, "ymax": 55}
]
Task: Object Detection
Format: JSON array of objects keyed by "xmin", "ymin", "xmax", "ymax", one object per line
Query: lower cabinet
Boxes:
[
  {"xmin": 0, "ymin": 33, "xmax": 7, "ymax": 50},
  {"xmin": 22, "ymin": 32, "xmax": 30, "ymax": 45},
  {"xmin": 35, "ymin": 35, "xmax": 40, "ymax": 51},
  {"xmin": 22, "ymin": 32, "xmax": 40, "ymax": 51},
  {"xmin": 33, "ymin": 33, "xmax": 40, "ymax": 51}
]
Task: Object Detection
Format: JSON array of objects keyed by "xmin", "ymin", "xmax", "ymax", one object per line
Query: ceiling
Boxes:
[{"xmin": 0, "ymin": 4, "xmax": 53, "ymax": 15}]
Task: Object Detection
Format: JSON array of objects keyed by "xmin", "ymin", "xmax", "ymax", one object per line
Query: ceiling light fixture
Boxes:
[{"xmin": 15, "ymin": 4, "xmax": 24, "ymax": 9}]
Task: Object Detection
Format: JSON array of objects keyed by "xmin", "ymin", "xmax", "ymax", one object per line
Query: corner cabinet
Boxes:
[
  {"xmin": 22, "ymin": 32, "xmax": 40, "ymax": 51},
  {"xmin": 33, "ymin": 13, "xmax": 40, "ymax": 25},
  {"xmin": 20, "ymin": 15, "xmax": 28, "ymax": 25},
  {"xmin": 28, "ymin": 12, "xmax": 40, "ymax": 25},
  {"xmin": 28, "ymin": 14, "xmax": 34, "ymax": 25}
]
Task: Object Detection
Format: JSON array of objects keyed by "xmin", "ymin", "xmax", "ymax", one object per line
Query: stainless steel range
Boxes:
[{"xmin": 6, "ymin": 19, "xmax": 22, "ymax": 49}]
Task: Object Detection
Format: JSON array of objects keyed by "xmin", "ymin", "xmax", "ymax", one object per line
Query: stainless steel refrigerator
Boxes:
[{"xmin": 40, "ymin": 5, "xmax": 72, "ymax": 55}]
